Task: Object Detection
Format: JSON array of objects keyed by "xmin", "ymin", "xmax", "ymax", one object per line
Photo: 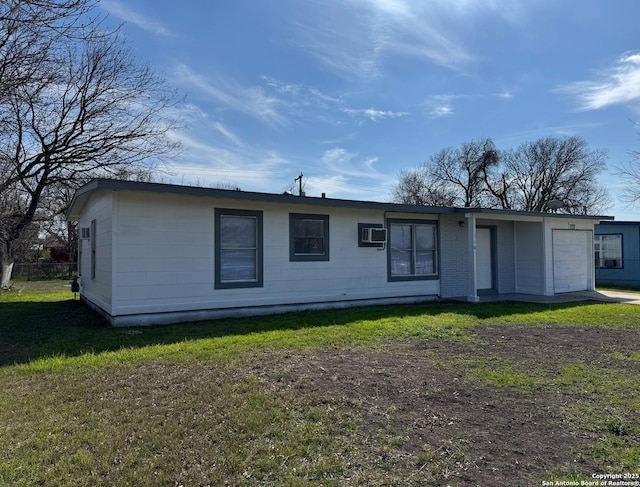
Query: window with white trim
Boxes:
[
  {"xmin": 594, "ymin": 234, "xmax": 622, "ymax": 268},
  {"xmin": 388, "ymin": 219, "xmax": 438, "ymax": 280},
  {"xmin": 215, "ymin": 209, "xmax": 263, "ymax": 289}
]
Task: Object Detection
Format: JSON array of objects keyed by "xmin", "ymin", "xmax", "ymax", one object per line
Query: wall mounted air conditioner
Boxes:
[{"xmin": 362, "ymin": 227, "xmax": 387, "ymax": 244}]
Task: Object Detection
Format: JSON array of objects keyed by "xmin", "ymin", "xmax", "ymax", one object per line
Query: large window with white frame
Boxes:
[
  {"xmin": 594, "ymin": 234, "xmax": 622, "ymax": 268},
  {"xmin": 387, "ymin": 219, "xmax": 438, "ymax": 281},
  {"xmin": 215, "ymin": 209, "xmax": 263, "ymax": 289}
]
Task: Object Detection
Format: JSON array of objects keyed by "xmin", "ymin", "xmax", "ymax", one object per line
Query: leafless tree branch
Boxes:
[{"xmin": 0, "ymin": 0, "xmax": 183, "ymax": 287}]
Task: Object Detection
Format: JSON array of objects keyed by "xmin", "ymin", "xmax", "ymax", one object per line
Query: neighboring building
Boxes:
[
  {"xmin": 42, "ymin": 235, "xmax": 72, "ymax": 263},
  {"xmin": 594, "ymin": 221, "xmax": 640, "ymax": 288},
  {"xmin": 66, "ymin": 179, "xmax": 611, "ymax": 326}
]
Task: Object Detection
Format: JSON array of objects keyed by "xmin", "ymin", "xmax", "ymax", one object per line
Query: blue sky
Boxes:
[{"xmin": 101, "ymin": 0, "xmax": 640, "ymax": 218}]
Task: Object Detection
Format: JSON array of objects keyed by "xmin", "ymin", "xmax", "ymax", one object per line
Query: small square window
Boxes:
[{"xmin": 289, "ymin": 213, "xmax": 329, "ymax": 261}]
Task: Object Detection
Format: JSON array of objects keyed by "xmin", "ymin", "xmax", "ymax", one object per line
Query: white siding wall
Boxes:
[
  {"xmin": 77, "ymin": 190, "xmax": 113, "ymax": 314},
  {"xmin": 514, "ymin": 221, "xmax": 544, "ymax": 294},
  {"xmin": 111, "ymin": 192, "xmax": 439, "ymax": 317}
]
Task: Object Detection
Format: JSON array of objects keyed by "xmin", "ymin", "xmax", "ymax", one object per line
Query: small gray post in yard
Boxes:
[{"xmin": 71, "ymin": 276, "xmax": 80, "ymax": 300}]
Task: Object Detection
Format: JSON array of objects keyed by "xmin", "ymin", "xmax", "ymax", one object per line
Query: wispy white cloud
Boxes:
[
  {"xmin": 260, "ymin": 76, "xmax": 303, "ymax": 96},
  {"xmin": 423, "ymin": 90, "xmax": 514, "ymax": 119},
  {"xmin": 162, "ymin": 71, "xmax": 408, "ymax": 195},
  {"xmin": 101, "ymin": 0, "xmax": 176, "ymax": 36},
  {"xmin": 288, "ymin": 0, "xmax": 473, "ymax": 80},
  {"xmin": 161, "ymin": 102, "xmax": 294, "ymax": 190},
  {"xmin": 560, "ymin": 52, "xmax": 640, "ymax": 111},
  {"xmin": 425, "ymin": 95, "xmax": 458, "ymax": 118},
  {"xmin": 213, "ymin": 122, "xmax": 242, "ymax": 146},
  {"xmin": 174, "ymin": 64, "xmax": 288, "ymax": 126},
  {"xmin": 437, "ymin": 0, "xmax": 530, "ymax": 26},
  {"xmin": 342, "ymin": 108, "xmax": 409, "ymax": 122},
  {"xmin": 306, "ymin": 173, "xmax": 391, "ymax": 200},
  {"xmin": 320, "ymin": 147, "xmax": 389, "ymax": 182},
  {"xmin": 165, "ymin": 128, "xmax": 294, "ymax": 190},
  {"xmin": 308, "ymin": 88, "xmax": 343, "ymax": 106},
  {"xmin": 305, "ymin": 174, "xmax": 351, "ymax": 198},
  {"xmin": 259, "ymin": 75, "xmax": 408, "ymax": 125},
  {"xmin": 496, "ymin": 121, "xmax": 606, "ymax": 146}
]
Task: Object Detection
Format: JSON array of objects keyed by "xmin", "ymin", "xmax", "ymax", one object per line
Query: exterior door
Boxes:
[{"xmin": 477, "ymin": 227, "xmax": 493, "ymax": 290}]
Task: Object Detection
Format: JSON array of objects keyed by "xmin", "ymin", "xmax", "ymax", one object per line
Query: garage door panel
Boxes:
[{"xmin": 553, "ymin": 230, "xmax": 590, "ymax": 293}]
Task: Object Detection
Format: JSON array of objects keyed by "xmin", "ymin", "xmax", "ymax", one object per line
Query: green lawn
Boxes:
[{"xmin": 1, "ymin": 284, "xmax": 639, "ymax": 485}]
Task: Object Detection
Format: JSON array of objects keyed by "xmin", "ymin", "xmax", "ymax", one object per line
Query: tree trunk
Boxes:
[
  {"xmin": 1, "ymin": 261, "xmax": 13, "ymax": 290},
  {"xmin": 1, "ymin": 240, "xmax": 14, "ymax": 289}
]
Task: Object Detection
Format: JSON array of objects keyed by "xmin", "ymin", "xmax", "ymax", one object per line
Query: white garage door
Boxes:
[{"xmin": 553, "ymin": 230, "xmax": 590, "ymax": 293}]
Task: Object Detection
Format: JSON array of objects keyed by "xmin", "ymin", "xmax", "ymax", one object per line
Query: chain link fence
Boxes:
[{"xmin": 11, "ymin": 262, "xmax": 77, "ymax": 281}]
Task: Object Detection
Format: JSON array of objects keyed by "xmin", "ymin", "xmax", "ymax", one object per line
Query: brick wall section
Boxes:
[
  {"xmin": 440, "ymin": 216, "xmax": 516, "ymax": 298},
  {"xmin": 439, "ymin": 215, "xmax": 469, "ymax": 298}
]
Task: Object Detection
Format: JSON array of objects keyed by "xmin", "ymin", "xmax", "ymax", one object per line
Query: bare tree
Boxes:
[
  {"xmin": 392, "ymin": 166, "xmax": 458, "ymax": 206},
  {"xmin": 392, "ymin": 138, "xmax": 498, "ymax": 208},
  {"xmin": 501, "ymin": 136, "xmax": 609, "ymax": 214},
  {"xmin": 614, "ymin": 122, "xmax": 640, "ymax": 206},
  {"xmin": 482, "ymin": 166, "xmax": 514, "ymax": 210},
  {"xmin": 1, "ymin": 1, "xmax": 91, "ymax": 99},
  {"xmin": 616, "ymin": 158, "xmax": 640, "ymax": 206},
  {"xmin": 429, "ymin": 138, "xmax": 499, "ymax": 207},
  {"xmin": 393, "ymin": 136, "xmax": 609, "ymax": 215},
  {"xmin": 0, "ymin": 0, "xmax": 181, "ymax": 288}
]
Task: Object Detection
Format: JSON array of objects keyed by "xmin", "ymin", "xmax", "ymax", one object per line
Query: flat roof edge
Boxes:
[
  {"xmin": 67, "ymin": 178, "xmax": 457, "ymax": 216},
  {"xmin": 65, "ymin": 178, "xmax": 615, "ymax": 221}
]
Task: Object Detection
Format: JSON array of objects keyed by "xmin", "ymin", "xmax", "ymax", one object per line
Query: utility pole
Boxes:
[{"xmin": 294, "ymin": 173, "xmax": 304, "ymax": 196}]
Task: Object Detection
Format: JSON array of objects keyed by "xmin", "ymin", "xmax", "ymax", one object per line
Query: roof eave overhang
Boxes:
[{"xmin": 65, "ymin": 179, "xmax": 615, "ymax": 222}]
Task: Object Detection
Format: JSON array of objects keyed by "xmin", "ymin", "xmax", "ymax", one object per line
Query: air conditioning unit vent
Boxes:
[{"xmin": 362, "ymin": 227, "xmax": 387, "ymax": 244}]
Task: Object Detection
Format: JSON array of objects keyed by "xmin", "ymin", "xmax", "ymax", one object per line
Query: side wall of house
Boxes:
[
  {"xmin": 110, "ymin": 191, "xmax": 440, "ymax": 319},
  {"xmin": 77, "ymin": 190, "xmax": 113, "ymax": 314},
  {"xmin": 595, "ymin": 224, "xmax": 640, "ymax": 286},
  {"xmin": 514, "ymin": 221, "xmax": 544, "ymax": 294}
]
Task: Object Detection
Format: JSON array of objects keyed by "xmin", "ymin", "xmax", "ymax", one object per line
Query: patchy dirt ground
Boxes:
[{"xmin": 243, "ymin": 325, "xmax": 640, "ymax": 486}]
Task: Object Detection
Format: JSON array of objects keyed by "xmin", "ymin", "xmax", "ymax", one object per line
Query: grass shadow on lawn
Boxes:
[{"xmin": 0, "ymin": 290, "xmax": 636, "ymax": 367}]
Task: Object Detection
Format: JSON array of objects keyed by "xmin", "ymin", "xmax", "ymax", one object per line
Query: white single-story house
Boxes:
[{"xmin": 66, "ymin": 179, "xmax": 612, "ymax": 326}]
